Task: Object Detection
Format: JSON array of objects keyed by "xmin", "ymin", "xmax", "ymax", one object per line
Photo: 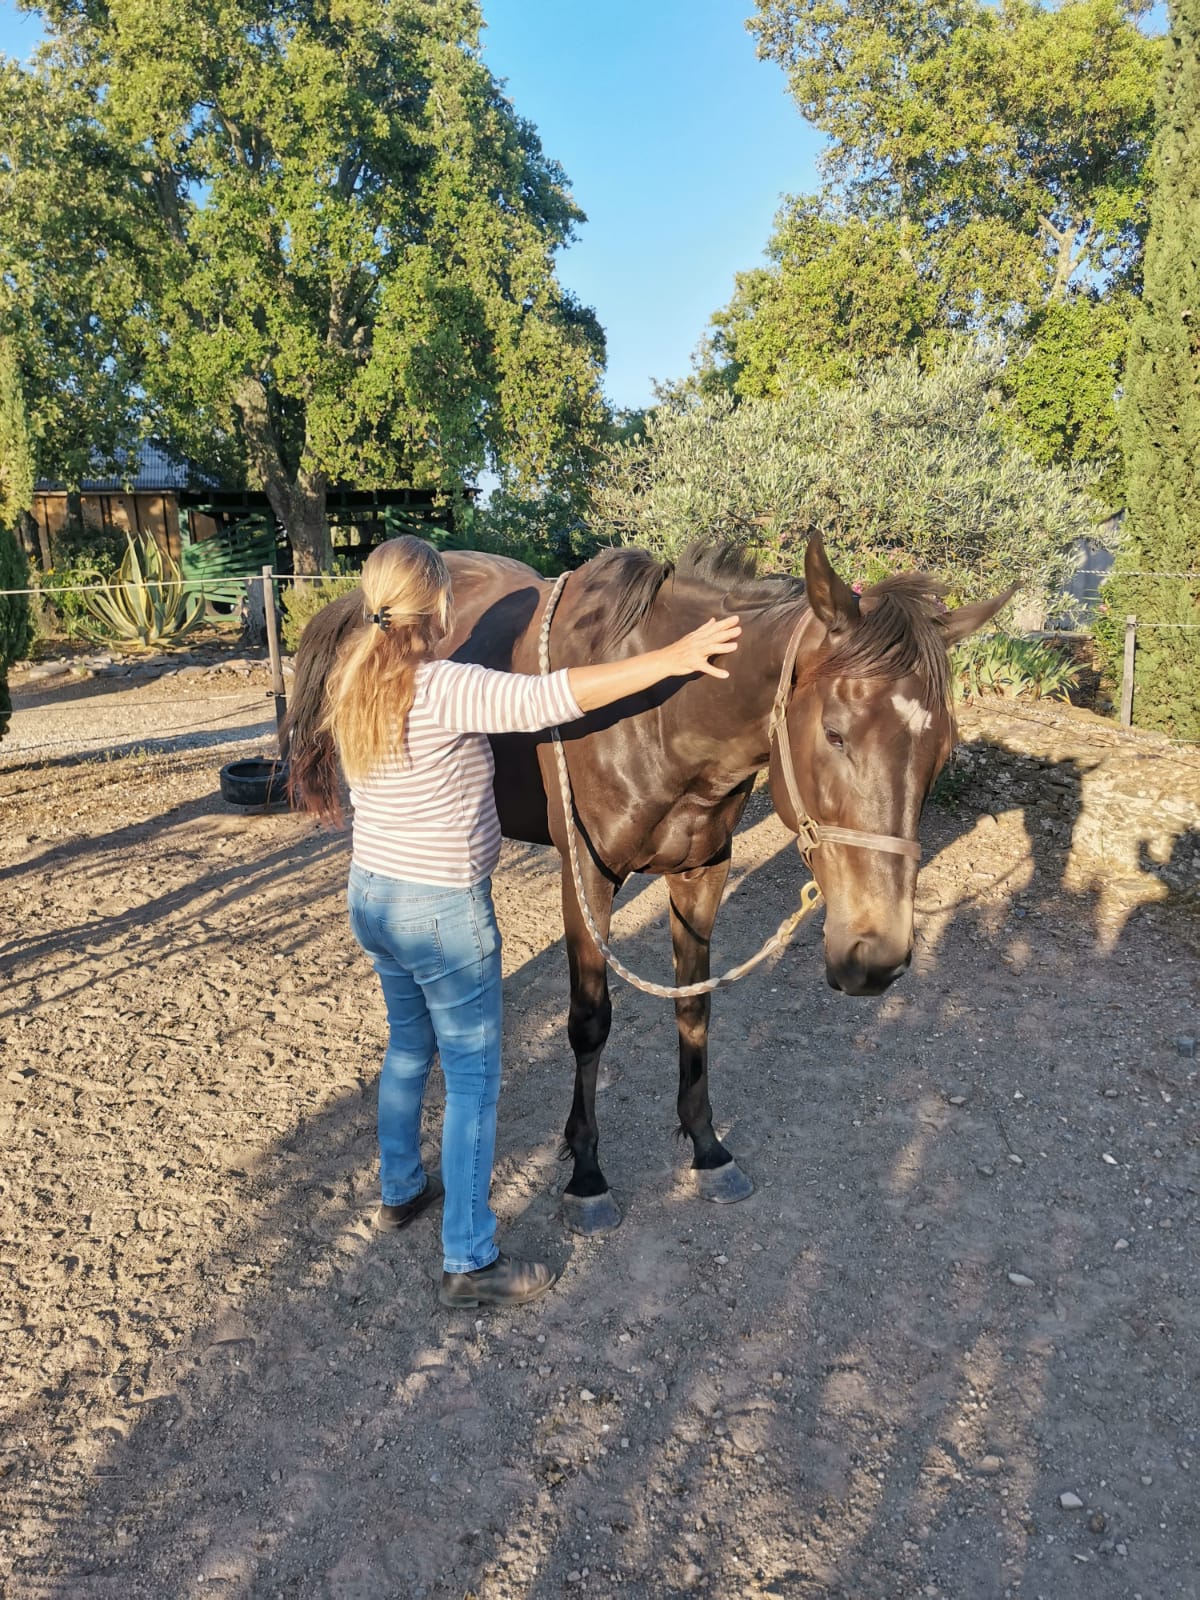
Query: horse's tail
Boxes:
[{"xmin": 284, "ymin": 586, "xmax": 364, "ymax": 822}]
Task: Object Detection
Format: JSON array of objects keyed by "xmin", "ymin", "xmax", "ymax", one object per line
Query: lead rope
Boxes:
[{"xmin": 537, "ymin": 570, "xmax": 824, "ymax": 1001}]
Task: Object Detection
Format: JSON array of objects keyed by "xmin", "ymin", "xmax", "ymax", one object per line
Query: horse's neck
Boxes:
[
  {"xmin": 659, "ymin": 598, "xmax": 812, "ymax": 777},
  {"xmin": 742, "ymin": 602, "xmax": 815, "ymax": 757}
]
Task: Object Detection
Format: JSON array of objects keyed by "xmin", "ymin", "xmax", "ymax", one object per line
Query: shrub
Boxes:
[
  {"xmin": 590, "ymin": 343, "xmax": 1098, "ymax": 610},
  {"xmin": 0, "ymin": 524, "xmax": 33, "ymax": 741},
  {"xmin": 281, "ymin": 573, "xmax": 360, "ymax": 654}
]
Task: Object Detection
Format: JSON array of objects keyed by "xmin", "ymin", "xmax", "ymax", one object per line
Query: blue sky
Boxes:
[{"xmin": 0, "ymin": 0, "xmax": 821, "ymax": 412}]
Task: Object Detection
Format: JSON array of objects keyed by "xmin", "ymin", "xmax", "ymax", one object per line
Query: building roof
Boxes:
[{"xmin": 36, "ymin": 442, "xmax": 217, "ymax": 494}]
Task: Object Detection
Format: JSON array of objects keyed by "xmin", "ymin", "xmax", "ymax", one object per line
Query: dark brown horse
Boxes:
[{"xmin": 287, "ymin": 536, "xmax": 1011, "ymax": 1234}]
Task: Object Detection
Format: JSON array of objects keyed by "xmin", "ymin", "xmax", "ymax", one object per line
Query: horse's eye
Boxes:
[{"xmin": 825, "ymin": 728, "xmax": 845, "ymax": 750}]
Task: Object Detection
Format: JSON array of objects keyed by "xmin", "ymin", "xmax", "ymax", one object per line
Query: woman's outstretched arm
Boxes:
[{"xmin": 566, "ymin": 615, "xmax": 741, "ymax": 712}]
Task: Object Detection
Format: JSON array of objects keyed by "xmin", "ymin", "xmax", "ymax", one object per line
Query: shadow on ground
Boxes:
[{"xmin": 2, "ymin": 750, "xmax": 1197, "ymax": 1599}]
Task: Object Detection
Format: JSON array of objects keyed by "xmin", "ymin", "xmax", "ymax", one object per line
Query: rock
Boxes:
[
  {"xmin": 1114, "ymin": 1238, "xmax": 1130, "ymax": 1251},
  {"xmin": 978, "ymin": 1454, "xmax": 1004, "ymax": 1475},
  {"xmin": 948, "ymin": 1094, "xmax": 968, "ymax": 1107},
  {"xmin": 1175, "ymin": 1036, "xmax": 1197, "ymax": 1059},
  {"xmin": 1102, "ymin": 1153, "xmax": 1118, "ymax": 1166},
  {"xmin": 1008, "ymin": 1153, "xmax": 1024, "ymax": 1166},
  {"xmin": 1089, "ymin": 1511, "xmax": 1107, "ymax": 1534},
  {"xmin": 1059, "ymin": 1492, "xmax": 1084, "ymax": 1510},
  {"xmin": 579, "ymin": 1388, "xmax": 596, "ymax": 1403},
  {"xmin": 1007, "ymin": 1272, "xmax": 1035, "ymax": 1287}
]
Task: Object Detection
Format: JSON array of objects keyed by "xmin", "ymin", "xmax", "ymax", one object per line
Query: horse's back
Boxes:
[
  {"xmin": 441, "ymin": 550, "xmax": 556, "ymax": 847},
  {"xmin": 441, "ymin": 550, "xmax": 548, "ymax": 673}
]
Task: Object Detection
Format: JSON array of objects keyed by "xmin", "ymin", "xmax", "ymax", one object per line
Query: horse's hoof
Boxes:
[
  {"xmin": 692, "ymin": 1161, "xmax": 754, "ymax": 1204},
  {"xmin": 561, "ymin": 1190, "xmax": 622, "ymax": 1236}
]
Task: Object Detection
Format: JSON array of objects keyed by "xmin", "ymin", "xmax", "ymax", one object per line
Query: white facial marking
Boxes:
[{"xmin": 890, "ymin": 692, "xmax": 934, "ymax": 734}]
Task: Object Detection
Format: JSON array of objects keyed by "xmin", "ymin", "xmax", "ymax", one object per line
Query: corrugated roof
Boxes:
[{"xmin": 36, "ymin": 442, "xmax": 217, "ymax": 493}]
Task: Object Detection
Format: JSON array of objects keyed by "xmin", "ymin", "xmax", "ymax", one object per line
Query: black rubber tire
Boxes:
[{"xmin": 219, "ymin": 757, "xmax": 291, "ymax": 809}]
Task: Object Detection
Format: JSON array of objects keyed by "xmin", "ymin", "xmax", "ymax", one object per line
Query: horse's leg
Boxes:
[
  {"xmin": 667, "ymin": 857, "xmax": 755, "ymax": 1204},
  {"xmin": 559, "ymin": 860, "xmax": 622, "ymax": 1236}
]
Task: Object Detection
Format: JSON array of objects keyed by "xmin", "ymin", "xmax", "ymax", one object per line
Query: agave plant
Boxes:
[
  {"xmin": 955, "ymin": 631, "xmax": 1080, "ymax": 702},
  {"xmin": 80, "ymin": 532, "xmax": 205, "ymax": 646}
]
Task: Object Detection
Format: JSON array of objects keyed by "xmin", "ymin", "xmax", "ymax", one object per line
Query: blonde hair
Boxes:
[{"xmin": 320, "ymin": 536, "xmax": 454, "ymax": 785}]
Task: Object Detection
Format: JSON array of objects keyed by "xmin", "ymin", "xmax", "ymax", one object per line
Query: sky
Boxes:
[{"xmin": 0, "ymin": 0, "xmax": 822, "ymax": 412}]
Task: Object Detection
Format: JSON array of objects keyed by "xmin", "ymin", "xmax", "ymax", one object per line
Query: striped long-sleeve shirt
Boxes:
[{"xmin": 349, "ymin": 659, "xmax": 583, "ymax": 887}]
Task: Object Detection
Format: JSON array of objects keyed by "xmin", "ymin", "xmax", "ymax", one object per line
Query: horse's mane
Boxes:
[
  {"xmin": 583, "ymin": 541, "xmax": 806, "ymax": 647},
  {"xmin": 585, "ymin": 541, "xmax": 952, "ymax": 702},
  {"xmin": 811, "ymin": 574, "xmax": 953, "ymax": 705}
]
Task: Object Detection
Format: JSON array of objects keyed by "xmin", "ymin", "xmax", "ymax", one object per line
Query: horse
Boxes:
[{"xmin": 286, "ymin": 534, "xmax": 1012, "ymax": 1235}]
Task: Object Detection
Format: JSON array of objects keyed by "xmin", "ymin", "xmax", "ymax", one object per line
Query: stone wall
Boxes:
[{"xmin": 950, "ymin": 698, "xmax": 1200, "ymax": 905}]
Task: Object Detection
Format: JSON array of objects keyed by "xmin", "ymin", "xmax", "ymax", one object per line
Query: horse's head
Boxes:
[{"xmin": 769, "ymin": 536, "xmax": 1014, "ymax": 997}]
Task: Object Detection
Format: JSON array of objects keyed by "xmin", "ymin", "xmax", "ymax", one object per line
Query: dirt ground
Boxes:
[{"xmin": 1, "ymin": 652, "xmax": 1198, "ymax": 1600}]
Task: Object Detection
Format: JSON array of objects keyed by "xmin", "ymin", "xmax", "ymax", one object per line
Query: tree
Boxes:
[
  {"xmin": 0, "ymin": 337, "xmax": 35, "ymax": 741},
  {"xmin": 590, "ymin": 342, "xmax": 1095, "ymax": 611},
  {"xmin": 0, "ymin": 56, "xmax": 155, "ymax": 492},
  {"xmin": 707, "ymin": 1, "xmax": 1160, "ymax": 486},
  {"xmin": 1099, "ymin": 0, "xmax": 1200, "ymax": 740},
  {"xmin": 5, "ymin": 0, "xmax": 607, "ymax": 572}
]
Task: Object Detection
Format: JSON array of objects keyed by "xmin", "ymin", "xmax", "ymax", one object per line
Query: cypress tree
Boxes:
[
  {"xmin": 1101, "ymin": 0, "xmax": 1200, "ymax": 740},
  {"xmin": 0, "ymin": 337, "xmax": 34, "ymax": 741}
]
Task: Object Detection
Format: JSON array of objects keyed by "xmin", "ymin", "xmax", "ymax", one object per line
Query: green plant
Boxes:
[
  {"xmin": 0, "ymin": 523, "xmax": 33, "ymax": 741},
  {"xmin": 281, "ymin": 571, "xmax": 360, "ymax": 655},
  {"xmin": 31, "ymin": 544, "xmax": 119, "ymax": 639},
  {"xmin": 1097, "ymin": 0, "xmax": 1200, "ymax": 742},
  {"xmin": 954, "ymin": 631, "xmax": 1080, "ymax": 702},
  {"xmin": 78, "ymin": 531, "xmax": 204, "ymax": 646}
]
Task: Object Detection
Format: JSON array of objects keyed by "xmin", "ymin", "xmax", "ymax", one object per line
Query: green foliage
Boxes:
[
  {"xmin": 31, "ymin": 544, "xmax": 119, "ymax": 640},
  {"xmin": 0, "ymin": 60, "xmax": 156, "ymax": 488},
  {"xmin": 954, "ymin": 631, "xmax": 1081, "ymax": 701},
  {"xmin": 1100, "ymin": 0, "xmax": 1200, "ymax": 741},
  {"xmin": 0, "ymin": 337, "xmax": 34, "ymax": 739},
  {"xmin": 0, "ymin": 335, "xmax": 34, "ymax": 527},
  {"xmin": 591, "ymin": 344, "xmax": 1095, "ymax": 609},
  {"xmin": 714, "ymin": 1, "xmax": 1161, "ymax": 479},
  {"xmin": 0, "ymin": 523, "xmax": 33, "ymax": 741},
  {"xmin": 1005, "ymin": 297, "xmax": 1132, "ymax": 506},
  {"xmin": 78, "ymin": 533, "xmax": 205, "ymax": 647},
  {"xmin": 1, "ymin": 1, "xmax": 608, "ymax": 572},
  {"xmin": 461, "ymin": 486, "xmax": 597, "ymax": 576},
  {"xmin": 281, "ymin": 573, "xmax": 361, "ymax": 656}
]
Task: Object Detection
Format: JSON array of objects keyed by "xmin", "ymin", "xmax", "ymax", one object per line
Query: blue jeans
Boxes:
[{"xmin": 347, "ymin": 865, "xmax": 503, "ymax": 1275}]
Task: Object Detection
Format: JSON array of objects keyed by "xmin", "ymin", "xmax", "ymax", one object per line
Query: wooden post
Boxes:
[
  {"xmin": 1119, "ymin": 615, "xmax": 1136, "ymax": 727},
  {"xmin": 262, "ymin": 565, "xmax": 288, "ymax": 758}
]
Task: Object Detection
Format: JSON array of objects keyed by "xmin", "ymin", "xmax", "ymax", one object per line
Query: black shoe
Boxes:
[
  {"xmin": 439, "ymin": 1252, "xmax": 557, "ymax": 1309},
  {"xmin": 374, "ymin": 1175, "xmax": 443, "ymax": 1232}
]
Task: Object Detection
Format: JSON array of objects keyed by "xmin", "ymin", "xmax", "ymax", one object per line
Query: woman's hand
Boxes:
[
  {"xmin": 565, "ymin": 613, "xmax": 742, "ymax": 712},
  {"xmin": 659, "ymin": 615, "xmax": 742, "ymax": 679}
]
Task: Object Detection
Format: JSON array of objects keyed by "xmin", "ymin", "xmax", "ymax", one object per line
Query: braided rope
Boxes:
[{"xmin": 537, "ymin": 569, "xmax": 824, "ymax": 1000}]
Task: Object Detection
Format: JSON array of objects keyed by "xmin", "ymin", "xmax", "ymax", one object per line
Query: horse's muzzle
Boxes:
[{"xmin": 825, "ymin": 943, "xmax": 912, "ymax": 997}]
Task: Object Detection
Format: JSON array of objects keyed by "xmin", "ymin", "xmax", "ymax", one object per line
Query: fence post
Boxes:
[
  {"xmin": 1119, "ymin": 614, "xmax": 1136, "ymax": 727},
  {"xmin": 262, "ymin": 566, "xmax": 288, "ymax": 758}
]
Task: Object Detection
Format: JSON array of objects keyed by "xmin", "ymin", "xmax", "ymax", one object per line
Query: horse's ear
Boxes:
[
  {"xmin": 804, "ymin": 534, "xmax": 860, "ymax": 633},
  {"xmin": 939, "ymin": 583, "xmax": 1019, "ymax": 645}
]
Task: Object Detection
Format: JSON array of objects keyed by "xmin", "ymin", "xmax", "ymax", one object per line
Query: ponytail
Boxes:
[{"xmin": 317, "ymin": 537, "xmax": 453, "ymax": 789}]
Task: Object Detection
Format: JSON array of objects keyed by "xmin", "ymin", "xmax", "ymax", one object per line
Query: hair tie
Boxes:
[{"xmin": 369, "ymin": 608, "xmax": 391, "ymax": 630}]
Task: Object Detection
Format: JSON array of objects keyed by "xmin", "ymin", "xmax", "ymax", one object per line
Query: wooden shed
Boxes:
[{"xmin": 29, "ymin": 444, "xmax": 204, "ymax": 570}]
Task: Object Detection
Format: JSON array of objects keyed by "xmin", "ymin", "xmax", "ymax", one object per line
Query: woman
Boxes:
[{"xmin": 303, "ymin": 536, "xmax": 739, "ymax": 1309}]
